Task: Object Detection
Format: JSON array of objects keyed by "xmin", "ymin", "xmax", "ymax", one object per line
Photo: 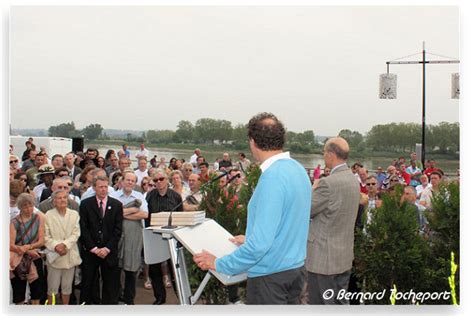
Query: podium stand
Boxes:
[{"xmin": 143, "ymin": 219, "xmax": 247, "ymax": 305}]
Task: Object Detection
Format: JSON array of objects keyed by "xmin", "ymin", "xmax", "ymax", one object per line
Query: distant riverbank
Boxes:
[{"xmin": 87, "ymin": 140, "xmax": 459, "ymax": 173}]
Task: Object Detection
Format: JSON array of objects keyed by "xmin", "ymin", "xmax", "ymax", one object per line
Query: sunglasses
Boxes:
[
  {"xmin": 390, "ymin": 179, "xmax": 399, "ymax": 182},
  {"xmin": 10, "ymin": 160, "xmax": 18, "ymax": 163},
  {"xmin": 67, "ymin": 183, "xmax": 73, "ymax": 186},
  {"xmin": 185, "ymin": 169, "xmax": 193, "ymax": 172},
  {"xmin": 366, "ymin": 183, "xmax": 377, "ymax": 186},
  {"xmin": 155, "ymin": 177, "xmax": 166, "ymax": 182},
  {"xmin": 20, "ymin": 178, "xmax": 27, "ymax": 182}
]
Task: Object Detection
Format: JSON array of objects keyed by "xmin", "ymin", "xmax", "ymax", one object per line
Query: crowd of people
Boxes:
[
  {"xmin": 8, "ymin": 123, "xmax": 459, "ymax": 305},
  {"xmin": 8, "ymin": 138, "xmax": 250, "ymax": 305},
  {"xmin": 333, "ymin": 154, "xmax": 454, "ymax": 234}
]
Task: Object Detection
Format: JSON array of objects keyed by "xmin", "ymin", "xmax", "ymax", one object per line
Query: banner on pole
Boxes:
[
  {"xmin": 379, "ymin": 73, "xmax": 397, "ymax": 99},
  {"xmin": 451, "ymin": 73, "xmax": 460, "ymax": 99}
]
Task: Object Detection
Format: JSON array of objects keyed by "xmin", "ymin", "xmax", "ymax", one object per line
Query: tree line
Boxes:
[
  {"xmin": 48, "ymin": 119, "xmax": 459, "ymax": 155},
  {"xmin": 340, "ymin": 122, "xmax": 459, "ymax": 155},
  {"xmin": 48, "ymin": 122, "xmax": 103, "ymax": 141}
]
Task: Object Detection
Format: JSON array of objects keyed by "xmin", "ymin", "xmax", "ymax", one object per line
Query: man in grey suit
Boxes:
[{"xmin": 306, "ymin": 137, "xmax": 360, "ymax": 304}]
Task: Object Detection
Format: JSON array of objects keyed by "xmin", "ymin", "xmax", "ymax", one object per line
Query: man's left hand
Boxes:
[{"xmin": 193, "ymin": 250, "xmax": 216, "ymax": 271}]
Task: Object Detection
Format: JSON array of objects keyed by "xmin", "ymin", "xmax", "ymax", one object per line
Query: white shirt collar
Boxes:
[
  {"xmin": 330, "ymin": 163, "xmax": 347, "ymax": 175},
  {"xmin": 260, "ymin": 151, "xmax": 291, "ymax": 173}
]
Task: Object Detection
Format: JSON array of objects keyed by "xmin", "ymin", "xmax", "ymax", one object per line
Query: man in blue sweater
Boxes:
[{"xmin": 193, "ymin": 112, "xmax": 312, "ymax": 304}]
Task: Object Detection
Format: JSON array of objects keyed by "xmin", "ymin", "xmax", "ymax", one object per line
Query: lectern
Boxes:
[{"xmin": 143, "ymin": 219, "xmax": 247, "ymax": 305}]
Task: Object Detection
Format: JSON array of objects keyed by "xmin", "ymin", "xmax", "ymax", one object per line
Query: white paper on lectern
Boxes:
[{"xmin": 172, "ymin": 219, "xmax": 247, "ymax": 285}]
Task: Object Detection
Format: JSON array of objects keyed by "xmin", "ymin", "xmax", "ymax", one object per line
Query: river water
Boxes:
[{"xmin": 93, "ymin": 145, "xmax": 459, "ymax": 174}]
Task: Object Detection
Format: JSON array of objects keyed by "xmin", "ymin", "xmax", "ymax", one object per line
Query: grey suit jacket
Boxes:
[
  {"xmin": 38, "ymin": 197, "xmax": 79, "ymax": 213},
  {"xmin": 306, "ymin": 164, "xmax": 360, "ymax": 275}
]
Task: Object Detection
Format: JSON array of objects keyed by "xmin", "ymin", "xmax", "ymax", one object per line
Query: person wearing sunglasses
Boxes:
[
  {"xmin": 364, "ymin": 175, "xmax": 382, "ymax": 223},
  {"xmin": 144, "ymin": 169, "xmax": 182, "ymax": 305},
  {"xmin": 381, "ymin": 165, "xmax": 405, "ymax": 191},
  {"xmin": 140, "ymin": 176, "xmax": 155, "ymax": 198},
  {"xmin": 9, "ymin": 155, "xmax": 21, "ymax": 172}
]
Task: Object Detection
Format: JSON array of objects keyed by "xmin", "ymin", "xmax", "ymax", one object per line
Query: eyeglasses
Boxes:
[
  {"xmin": 366, "ymin": 183, "xmax": 377, "ymax": 186},
  {"xmin": 10, "ymin": 160, "xmax": 18, "ymax": 164},
  {"xmin": 155, "ymin": 177, "xmax": 166, "ymax": 182}
]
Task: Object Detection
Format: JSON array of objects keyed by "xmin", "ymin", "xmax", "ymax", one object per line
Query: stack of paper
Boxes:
[{"xmin": 150, "ymin": 211, "xmax": 206, "ymax": 227}]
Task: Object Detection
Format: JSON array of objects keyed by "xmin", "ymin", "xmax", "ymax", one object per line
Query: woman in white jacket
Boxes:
[{"xmin": 44, "ymin": 190, "xmax": 81, "ymax": 305}]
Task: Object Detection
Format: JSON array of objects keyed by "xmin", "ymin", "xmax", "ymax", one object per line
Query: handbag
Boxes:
[{"xmin": 14, "ymin": 254, "xmax": 33, "ymax": 280}]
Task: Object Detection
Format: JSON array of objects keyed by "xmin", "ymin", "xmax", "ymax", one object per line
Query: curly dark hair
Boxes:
[{"xmin": 247, "ymin": 112, "xmax": 286, "ymax": 151}]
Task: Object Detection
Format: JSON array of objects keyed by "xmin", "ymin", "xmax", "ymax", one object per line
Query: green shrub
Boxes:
[
  {"xmin": 355, "ymin": 185, "xmax": 432, "ymax": 304},
  {"xmin": 186, "ymin": 164, "xmax": 261, "ymax": 304},
  {"xmin": 355, "ymin": 181, "xmax": 460, "ymax": 305},
  {"xmin": 424, "ymin": 182, "xmax": 460, "ymax": 304}
]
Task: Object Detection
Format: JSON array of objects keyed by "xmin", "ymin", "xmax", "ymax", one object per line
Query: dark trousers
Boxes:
[
  {"xmin": 307, "ymin": 269, "xmax": 351, "ymax": 305},
  {"xmin": 123, "ymin": 270, "xmax": 137, "ymax": 305},
  {"xmin": 148, "ymin": 263, "xmax": 166, "ymax": 304},
  {"xmin": 11, "ymin": 258, "xmax": 46, "ymax": 304},
  {"xmin": 80, "ymin": 253, "xmax": 120, "ymax": 305},
  {"xmin": 227, "ymin": 284, "xmax": 239, "ymax": 303},
  {"xmin": 246, "ymin": 266, "xmax": 305, "ymax": 305}
]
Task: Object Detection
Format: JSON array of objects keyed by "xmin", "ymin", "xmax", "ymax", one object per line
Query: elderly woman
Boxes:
[
  {"xmin": 170, "ymin": 170, "xmax": 189, "ymax": 200},
  {"xmin": 10, "ymin": 193, "xmax": 46, "ymax": 305},
  {"xmin": 44, "ymin": 190, "xmax": 81, "ymax": 305}
]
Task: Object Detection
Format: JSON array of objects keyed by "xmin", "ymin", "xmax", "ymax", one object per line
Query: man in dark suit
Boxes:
[
  {"xmin": 79, "ymin": 175, "xmax": 123, "ymax": 305},
  {"xmin": 65, "ymin": 152, "xmax": 82, "ymax": 181}
]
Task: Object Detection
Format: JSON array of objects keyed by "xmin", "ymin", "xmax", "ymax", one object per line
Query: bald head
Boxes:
[
  {"xmin": 189, "ymin": 173, "xmax": 200, "ymax": 182},
  {"xmin": 325, "ymin": 137, "xmax": 349, "ymax": 159},
  {"xmin": 323, "ymin": 137, "xmax": 350, "ymax": 169},
  {"xmin": 188, "ymin": 173, "xmax": 201, "ymax": 192}
]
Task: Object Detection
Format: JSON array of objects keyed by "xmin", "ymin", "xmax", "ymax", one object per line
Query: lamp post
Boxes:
[{"xmin": 380, "ymin": 42, "xmax": 459, "ymax": 169}]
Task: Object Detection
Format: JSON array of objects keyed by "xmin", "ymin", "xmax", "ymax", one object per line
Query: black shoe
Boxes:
[{"xmin": 153, "ymin": 299, "xmax": 165, "ymax": 305}]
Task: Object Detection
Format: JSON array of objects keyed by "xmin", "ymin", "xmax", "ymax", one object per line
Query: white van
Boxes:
[{"xmin": 10, "ymin": 136, "xmax": 72, "ymax": 159}]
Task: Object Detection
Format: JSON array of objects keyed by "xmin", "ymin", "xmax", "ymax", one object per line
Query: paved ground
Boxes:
[{"xmin": 134, "ymin": 277, "xmax": 179, "ymax": 305}]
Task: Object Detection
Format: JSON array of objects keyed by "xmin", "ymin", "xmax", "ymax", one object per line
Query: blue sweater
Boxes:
[{"xmin": 215, "ymin": 158, "xmax": 311, "ymax": 278}]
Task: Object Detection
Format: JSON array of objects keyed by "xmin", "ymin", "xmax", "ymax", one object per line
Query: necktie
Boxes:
[{"xmin": 99, "ymin": 200, "xmax": 104, "ymax": 217}]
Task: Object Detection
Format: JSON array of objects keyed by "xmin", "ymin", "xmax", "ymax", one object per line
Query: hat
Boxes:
[{"xmin": 37, "ymin": 164, "xmax": 55, "ymax": 177}]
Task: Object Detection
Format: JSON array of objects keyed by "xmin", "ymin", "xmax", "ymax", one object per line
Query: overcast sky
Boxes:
[{"xmin": 10, "ymin": 6, "xmax": 459, "ymax": 136}]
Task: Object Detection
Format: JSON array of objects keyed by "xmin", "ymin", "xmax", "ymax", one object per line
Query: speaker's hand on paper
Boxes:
[
  {"xmin": 193, "ymin": 250, "xmax": 216, "ymax": 271},
  {"xmin": 229, "ymin": 235, "xmax": 245, "ymax": 246}
]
